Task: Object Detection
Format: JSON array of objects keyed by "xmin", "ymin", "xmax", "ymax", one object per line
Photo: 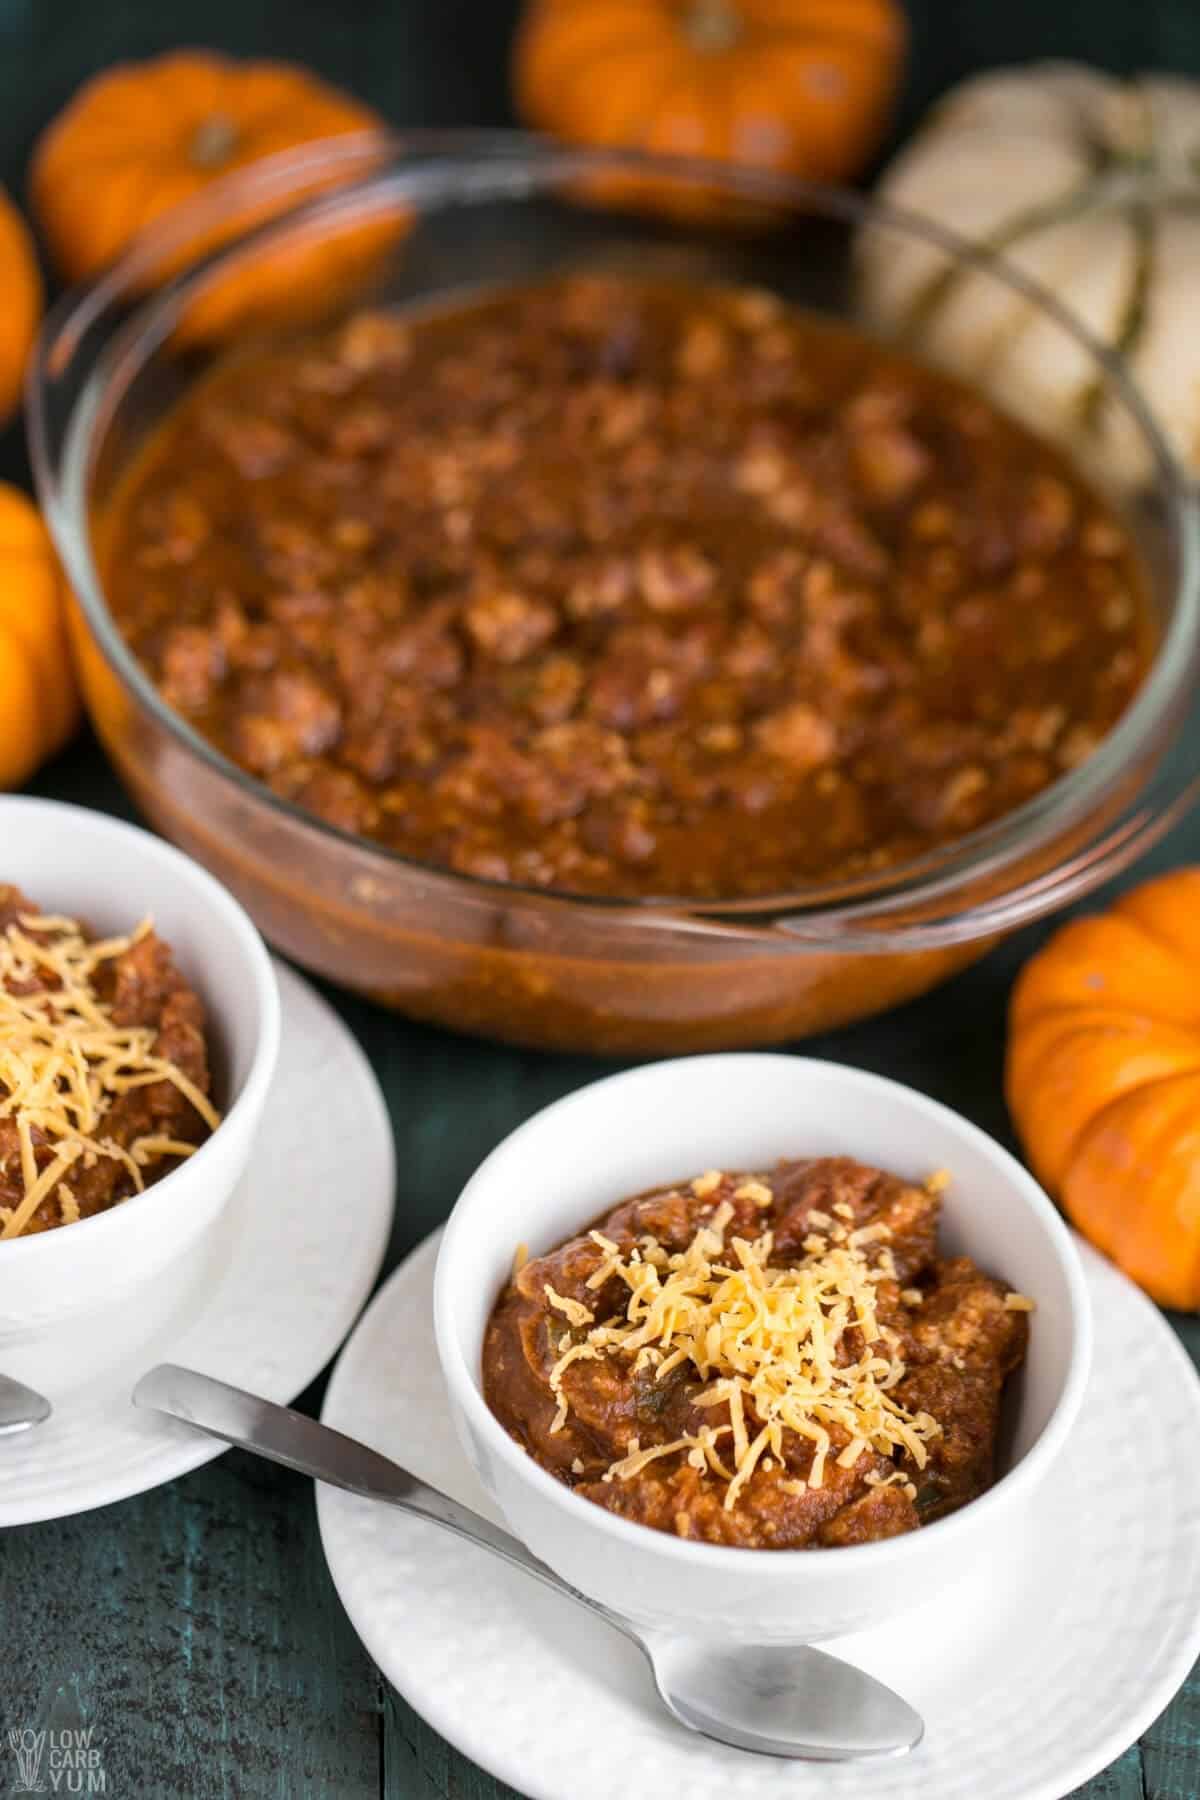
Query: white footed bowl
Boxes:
[
  {"xmin": 0, "ymin": 797, "xmax": 279, "ymax": 1349},
  {"xmin": 435, "ymin": 1054, "xmax": 1091, "ymax": 1644}
]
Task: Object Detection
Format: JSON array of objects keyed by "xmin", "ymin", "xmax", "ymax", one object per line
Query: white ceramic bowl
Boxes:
[
  {"xmin": 434, "ymin": 1054, "xmax": 1092, "ymax": 1644},
  {"xmin": 0, "ymin": 796, "xmax": 280, "ymax": 1347}
]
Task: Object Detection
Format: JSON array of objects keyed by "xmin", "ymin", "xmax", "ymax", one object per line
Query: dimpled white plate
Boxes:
[
  {"xmin": 319, "ymin": 1229, "xmax": 1200, "ymax": 1800},
  {"xmin": 0, "ymin": 961, "xmax": 394, "ymax": 1526}
]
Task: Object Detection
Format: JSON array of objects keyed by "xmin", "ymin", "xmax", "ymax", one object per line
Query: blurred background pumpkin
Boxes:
[
  {"xmin": 514, "ymin": 0, "xmax": 908, "ymax": 204},
  {"xmin": 0, "ymin": 188, "xmax": 41, "ymax": 428},
  {"xmin": 0, "ymin": 482, "xmax": 79, "ymax": 787},
  {"xmin": 30, "ymin": 49, "xmax": 384, "ymax": 283},
  {"xmin": 30, "ymin": 50, "xmax": 404, "ymax": 341},
  {"xmin": 858, "ymin": 64, "xmax": 1200, "ymax": 486}
]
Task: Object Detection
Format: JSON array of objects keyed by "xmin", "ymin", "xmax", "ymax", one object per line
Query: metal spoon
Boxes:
[
  {"xmin": 0, "ymin": 1372, "xmax": 52, "ymax": 1434},
  {"xmin": 134, "ymin": 1362, "xmax": 923, "ymax": 1763}
]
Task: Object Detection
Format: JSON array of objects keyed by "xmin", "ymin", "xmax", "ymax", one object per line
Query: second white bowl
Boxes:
[
  {"xmin": 434, "ymin": 1054, "xmax": 1092, "ymax": 1644},
  {"xmin": 0, "ymin": 797, "xmax": 280, "ymax": 1352}
]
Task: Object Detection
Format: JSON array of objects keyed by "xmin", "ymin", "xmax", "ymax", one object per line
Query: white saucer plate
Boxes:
[
  {"xmin": 319, "ymin": 1228, "xmax": 1200, "ymax": 1800},
  {"xmin": 0, "ymin": 960, "xmax": 394, "ymax": 1526}
]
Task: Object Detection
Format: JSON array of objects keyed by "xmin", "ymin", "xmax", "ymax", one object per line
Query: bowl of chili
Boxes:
[
  {"xmin": 27, "ymin": 135, "xmax": 1200, "ymax": 1052},
  {"xmin": 0, "ymin": 798, "xmax": 279, "ymax": 1357},
  {"xmin": 434, "ymin": 1053, "xmax": 1090, "ymax": 1642}
]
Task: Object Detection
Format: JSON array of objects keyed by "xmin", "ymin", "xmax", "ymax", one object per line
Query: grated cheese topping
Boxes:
[
  {"xmin": 548, "ymin": 1203, "xmax": 944, "ymax": 1511},
  {"xmin": 0, "ymin": 908, "xmax": 220, "ymax": 1239}
]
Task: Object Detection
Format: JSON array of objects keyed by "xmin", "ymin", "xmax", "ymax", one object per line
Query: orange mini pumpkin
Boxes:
[
  {"xmin": 0, "ymin": 484, "xmax": 80, "ymax": 787},
  {"xmin": 0, "ymin": 188, "xmax": 42, "ymax": 427},
  {"xmin": 514, "ymin": 0, "xmax": 906, "ymax": 194},
  {"xmin": 30, "ymin": 53, "xmax": 406, "ymax": 342},
  {"xmin": 1007, "ymin": 869, "xmax": 1200, "ymax": 1309},
  {"xmin": 31, "ymin": 51, "xmax": 384, "ymax": 284}
]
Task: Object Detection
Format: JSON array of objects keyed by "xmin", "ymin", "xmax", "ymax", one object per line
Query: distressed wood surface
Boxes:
[{"xmin": 3, "ymin": 3, "xmax": 1200, "ymax": 1796}]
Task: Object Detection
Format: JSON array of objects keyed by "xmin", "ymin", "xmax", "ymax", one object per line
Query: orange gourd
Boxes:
[
  {"xmin": 30, "ymin": 53, "xmax": 402, "ymax": 341},
  {"xmin": 1006, "ymin": 869, "xmax": 1200, "ymax": 1309},
  {"xmin": 0, "ymin": 188, "xmax": 42, "ymax": 427},
  {"xmin": 0, "ymin": 484, "xmax": 81, "ymax": 786},
  {"xmin": 31, "ymin": 51, "xmax": 383, "ymax": 282},
  {"xmin": 514, "ymin": 0, "xmax": 906, "ymax": 197}
]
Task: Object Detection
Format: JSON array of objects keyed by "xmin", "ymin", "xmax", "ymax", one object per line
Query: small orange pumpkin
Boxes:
[
  {"xmin": 30, "ymin": 53, "xmax": 406, "ymax": 343},
  {"xmin": 1006, "ymin": 869, "xmax": 1200, "ymax": 1309},
  {"xmin": 0, "ymin": 484, "xmax": 80, "ymax": 787},
  {"xmin": 31, "ymin": 51, "xmax": 384, "ymax": 284},
  {"xmin": 514, "ymin": 0, "xmax": 907, "ymax": 196},
  {"xmin": 0, "ymin": 188, "xmax": 42, "ymax": 427}
]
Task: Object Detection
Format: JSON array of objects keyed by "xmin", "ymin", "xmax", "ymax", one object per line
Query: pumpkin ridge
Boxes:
[
  {"xmin": 520, "ymin": 27, "xmax": 674, "ymax": 134},
  {"xmin": 898, "ymin": 177, "xmax": 1109, "ymax": 340},
  {"xmin": 694, "ymin": 58, "xmax": 737, "ymax": 162},
  {"xmin": 958, "ymin": 217, "xmax": 1103, "ymax": 387},
  {"xmin": 641, "ymin": 64, "xmax": 723, "ymax": 155},
  {"xmin": 229, "ymin": 76, "xmax": 376, "ymax": 142},
  {"xmin": 518, "ymin": 6, "xmax": 674, "ymax": 96},
  {"xmin": 1006, "ymin": 1009, "xmax": 1200, "ymax": 1193},
  {"xmin": 1009, "ymin": 912, "xmax": 1198, "ymax": 1030},
  {"xmin": 1077, "ymin": 199, "xmax": 1155, "ymax": 433},
  {"xmin": 568, "ymin": 51, "xmax": 685, "ymax": 148},
  {"xmin": 1116, "ymin": 873, "xmax": 1200, "ymax": 963},
  {"xmin": 1063, "ymin": 1051, "xmax": 1200, "ymax": 1117},
  {"xmin": 114, "ymin": 155, "xmax": 210, "ymax": 266},
  {"xmin": 1064, "ymin": 1069, "xmax": 1200, "ymax": 1308}
]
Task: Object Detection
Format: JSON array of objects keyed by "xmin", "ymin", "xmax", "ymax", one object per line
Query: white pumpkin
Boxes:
[{"xmin": 857, "ymin": 62, "xmax": 1200, "ymax": 487}]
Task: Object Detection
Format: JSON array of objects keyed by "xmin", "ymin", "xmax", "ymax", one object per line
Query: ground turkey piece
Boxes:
[
  {"xmin": 102, "ymin": 274, "xmax": 1153, "ymax": 901},
  {"xmin": 0, "ymin": 886, "xmax": 215, "ymax": 1235},
  {"xmin": 482, "ymin": 1157, "xmax": 1028, "ymax": 1548},
  {"xmin": 893, "ymin": 1257, "xmax": 1029, "ymax": 1521}
]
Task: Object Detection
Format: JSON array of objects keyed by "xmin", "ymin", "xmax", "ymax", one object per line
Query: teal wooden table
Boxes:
[{"xmin": 3, "ymin": 4, "xmax": 1200, "ymax": 1796}]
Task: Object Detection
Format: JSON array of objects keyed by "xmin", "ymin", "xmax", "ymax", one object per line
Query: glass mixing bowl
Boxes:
[{"xmin": 28, "ymin": 134, "xmax": 1200, "ymax": 1053}]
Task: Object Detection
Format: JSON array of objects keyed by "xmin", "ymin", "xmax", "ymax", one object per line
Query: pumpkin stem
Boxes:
[
  {"xmin": 190, "ymin": 114, "xmax": 240, "ymax": 170},
  {"xmin": 684, "ymin": 0, "xmax": 741, "ymax": 53}
]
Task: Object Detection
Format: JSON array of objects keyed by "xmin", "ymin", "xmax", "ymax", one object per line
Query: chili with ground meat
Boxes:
[
  {"xmin": 0, "ymin": 887, "xmax": 216, "ymax": 1236},
  {"xmin": 102, "ymin": 276, "xmax": 1152, "ymax": 900},
  {"xmin": 483, "ymin": 1158, "xmax": 1030, "ymax": 1548}
]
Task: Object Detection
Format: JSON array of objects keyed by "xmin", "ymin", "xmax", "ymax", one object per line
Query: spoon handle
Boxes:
[
  {"xmin": 133, "ymin": 1362, "xmax": 923, "ymax": 1765},
  {"xmin": 133, "ymin": 1363, "xmax": 632, "ymax": 1635}
]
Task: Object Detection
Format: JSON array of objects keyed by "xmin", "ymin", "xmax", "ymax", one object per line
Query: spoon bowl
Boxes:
[
  {"xmin": 0, "ymin": 1372, "xmax": 52, "ymax": 1434},
  {"xmin": 647, "ymin": 1635, "xmax": 922, "ymax": 1761},
  {"xmin": 133, "ymin": 1361, "xmax": 922, "ymax": 1763}
]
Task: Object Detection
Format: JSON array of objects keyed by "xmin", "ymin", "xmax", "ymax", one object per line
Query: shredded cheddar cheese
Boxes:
[
  {"xmin": 548, "ymin": 1206, "xmax": 943, "ymax": 1510},
  {"xmin": 544, "ymin": 1284, "xmax": 594, "ymax": 1328},
  {"xmin": 0, "ymin": 910, "xmax": 220, "ymax": 1239}
]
